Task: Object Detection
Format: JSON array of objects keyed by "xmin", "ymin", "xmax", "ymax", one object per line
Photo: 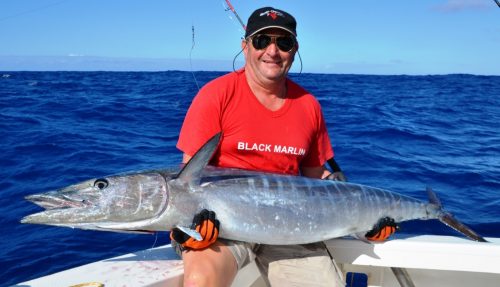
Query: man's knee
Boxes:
[
  {"xmin": 183, "ymin": 265, "xmax": 215, "ymax": 287},
  {"xmin": 182, "ymin": 243, "xmax": 238, "ymax": 287}
]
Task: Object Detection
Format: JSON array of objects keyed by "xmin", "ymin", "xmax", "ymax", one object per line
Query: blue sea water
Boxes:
[{"xmin": 1, "ymin": 71, "xmax": 499, "ymax": 286}]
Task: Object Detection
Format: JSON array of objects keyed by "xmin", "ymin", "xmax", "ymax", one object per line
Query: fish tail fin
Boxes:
[
  {"xmin": 426, "ymin": 187, "xmax": 487, "ymax": 242},
  {"xmin": 439, "ymin": 212, "xmax": 487, "ymax": 242}
]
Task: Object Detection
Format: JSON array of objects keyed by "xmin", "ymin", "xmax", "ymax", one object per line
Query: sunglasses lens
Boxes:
[
  {"xmin": 276, "ymin": 37, "xmax": 295, "ymax": 52},
  {"xmin": 251, "ymin": 35, "xmax": 295, "ymax": 52},
  {"xmin": 252, "ymin": 35, "xmax": 272, "ymax": 50}
]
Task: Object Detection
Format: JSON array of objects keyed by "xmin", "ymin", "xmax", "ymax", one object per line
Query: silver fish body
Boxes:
[
  {"xmin": 22, "ymin": 133, "xmax": 486, "ymax": 243},
  {"xmin": 162, "ymin": 167, "xmax": 436, "ymax": 244},
  {"xmin": 23, "ymin": 166, "xmax": 440, "ymax": 244}
]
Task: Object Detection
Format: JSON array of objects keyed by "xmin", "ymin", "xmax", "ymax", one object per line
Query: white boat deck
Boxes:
[
  {"xmin": 15, "ymin": 235, "xmax": 500, "ymax": 287},
  {"xmin": 327, "ymin": 235, "xmax": 500, "ymax": 287}
]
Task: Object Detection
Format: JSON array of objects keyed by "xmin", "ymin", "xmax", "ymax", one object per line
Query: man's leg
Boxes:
[{"xmin": 175, "ymin": 239, "xmax": 255, "ymax": 287}]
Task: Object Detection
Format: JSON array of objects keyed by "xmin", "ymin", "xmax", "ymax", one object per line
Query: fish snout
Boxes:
[{"xmin": 25, "ymin": 193, "xmax": 90, "ymax": 210}]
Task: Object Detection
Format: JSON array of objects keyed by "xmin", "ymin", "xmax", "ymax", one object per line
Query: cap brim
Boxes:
[{"xmin": 246, "ymin": 26, "xmax": 296, "ymax": 38}]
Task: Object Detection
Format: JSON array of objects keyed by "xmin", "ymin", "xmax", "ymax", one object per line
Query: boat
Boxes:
[{"xmin": 15, "ymin": 234, "xmax": 500, "ymax": 287}]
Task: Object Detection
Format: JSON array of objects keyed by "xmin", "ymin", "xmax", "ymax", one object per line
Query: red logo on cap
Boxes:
[{"xmin": 260, "ymin": 10, "xmax": 284, "ymax": 20}]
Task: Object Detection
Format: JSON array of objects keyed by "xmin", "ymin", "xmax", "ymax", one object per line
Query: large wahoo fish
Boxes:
[{"xmin": 22, "ymin": 133, "xmax": 486, "ymax": 243}]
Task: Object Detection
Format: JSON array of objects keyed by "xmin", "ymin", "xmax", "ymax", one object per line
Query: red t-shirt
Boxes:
[{"xmin": 177, "ymin": 69, "xmax": 334, "ymax": 175}]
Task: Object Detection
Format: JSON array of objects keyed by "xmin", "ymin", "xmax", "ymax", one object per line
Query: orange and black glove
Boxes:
[
  {"xmin": 365, "ymin": 217, "xmax": 399, "ymax": 241},
  {"xmin": 170, "ymin": 209, "xmax": 220, "ymax": 250}
]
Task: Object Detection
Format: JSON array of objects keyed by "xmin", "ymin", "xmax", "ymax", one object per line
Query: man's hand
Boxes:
[
  {"xmin": 325, "ymin": 158, "xmax": 347, "ymax": 182},
  {"xmin": 324, "ymin": 171, "xmax": 347, "ymax": 182},
  {"xmin": 170, "ymin": 209, "xmax": 220, "ymax": 250},
  {"xmin": 365, "ymin": 217, "xmax": 399, "ymax": 241}
]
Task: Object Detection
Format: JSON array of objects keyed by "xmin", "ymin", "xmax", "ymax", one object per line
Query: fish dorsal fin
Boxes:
[
  {"xmin": 426, "ymin": 186, "xmax": 442, "ymax": 207},
  {"xmin": 176, "ymin": 132, "xmax": 221, "ymax": 186}
]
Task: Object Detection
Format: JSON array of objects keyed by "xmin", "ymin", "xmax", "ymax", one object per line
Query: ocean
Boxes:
[{"xmin": 1, "ymin": 71, "xmax": 499, "ymax": 286}]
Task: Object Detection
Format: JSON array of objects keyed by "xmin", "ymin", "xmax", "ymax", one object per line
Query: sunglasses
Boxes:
[{"xmin": 250, "ymin": 34, "xmax": 296, "ymax": 52}]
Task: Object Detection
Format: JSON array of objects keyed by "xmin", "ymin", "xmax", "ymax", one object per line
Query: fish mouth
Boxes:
[
  {"xmin": 22, "ymin": 191, "xmax": 103, "ymax": 225},
  {"xmin": 25, "ymin": 192, "xmax": 90, "ymax": 210},
  {"xmin": 21, "ymin": 207, "xmax": 98, "ymax": 224},
  {"xmin": 20, "ymin": 207, "xmax": 155, "ymax": 234}
]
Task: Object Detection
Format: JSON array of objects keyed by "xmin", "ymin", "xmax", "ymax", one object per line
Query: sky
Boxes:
[{"xmin": 0, "ymin": 0, "xmax": 499, "ymax": 75}]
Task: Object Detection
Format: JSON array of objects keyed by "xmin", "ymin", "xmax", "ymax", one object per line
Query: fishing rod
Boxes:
[
  {"xmin": 224, "ymin": 0, "xmax": 246, "ymax": 30},
  {"xmin": 223, "ymin": 0, "xmax": 246, "ymax": 71}
]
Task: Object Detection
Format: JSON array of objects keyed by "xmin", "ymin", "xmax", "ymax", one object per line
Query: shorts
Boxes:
[
  {"xmin": 253, "ymin": 243, "xmax": 345, "ymax": 287},
  {"xmin": 173, "ymin": 239, "xmax": 345, "ymax": 286}
]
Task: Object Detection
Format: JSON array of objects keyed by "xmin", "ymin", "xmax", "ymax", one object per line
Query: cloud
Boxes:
[
  {"xmin": 0, "ymin": 55, "xmax": 236, "ymax": 71},
  {"xmin": 432, "ymin": 0, "xmax": 492, "ymax": 12}
]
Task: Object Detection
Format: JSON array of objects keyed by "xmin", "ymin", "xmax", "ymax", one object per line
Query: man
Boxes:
[{"xmin": 172, "ymin": 7, "xmax": 396, "ymax": 287}]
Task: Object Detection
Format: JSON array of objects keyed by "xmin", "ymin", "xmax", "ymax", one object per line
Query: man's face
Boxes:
[{"xmin": 243, "ymin": 28, "xmax": 297, "ymax": 84}]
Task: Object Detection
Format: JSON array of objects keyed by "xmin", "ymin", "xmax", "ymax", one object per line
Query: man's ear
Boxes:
[
  {"xmin": 241, "ymin": 39, "xmax": 248, "ymax": 50},
  {"xmin": 241, "ymin": 39, "xmax": 249, "ymax": 58}
]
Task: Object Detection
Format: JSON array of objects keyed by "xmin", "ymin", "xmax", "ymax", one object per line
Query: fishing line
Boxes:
[
  {"xmin": 296, "ymin": 50, "xmax": 303, "ymax": 76},
  {"xmin": 232, "ymin": 47, "xmax": 245, "ymax": 72},
  {"xmin": 149, "ymin": 232, "xmax": 159, "ymax": 250},
  {"xmin": 0, "ymin": 0, "xmax": 70, "ymax": 22},
  {"xmin": 189, "ymin": 25, "xmax": 201, "ymax": 91}
]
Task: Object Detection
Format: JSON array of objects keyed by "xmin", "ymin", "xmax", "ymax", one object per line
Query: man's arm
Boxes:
[
  {"xmin": 182, "ymin": 153, "xmax": 192, "ymax": 164},
  {"xmin": 325, "ymin": 158, "xmax": 347, "ymax": 182},
  {"xmin": 301, "ymin": 158, "xmax": 347, "ymax": 181}
]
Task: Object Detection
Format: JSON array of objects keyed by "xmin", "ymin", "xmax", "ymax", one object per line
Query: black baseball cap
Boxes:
[{"xmin": 245, "ymin": 7, "xmax": 297, "ymax": 38}]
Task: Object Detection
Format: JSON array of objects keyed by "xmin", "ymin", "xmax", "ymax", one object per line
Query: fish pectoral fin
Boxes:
[{"xmin": 175, "ymin": 225, "xmax": 203, "ymax": 241}]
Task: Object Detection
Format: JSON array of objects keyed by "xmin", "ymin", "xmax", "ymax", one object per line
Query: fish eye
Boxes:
[{"xmin": 93, "ymin": 178, "xmax": 109, "ymax": 190}]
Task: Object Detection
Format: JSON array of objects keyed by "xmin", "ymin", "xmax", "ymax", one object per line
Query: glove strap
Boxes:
[{"xmin": 327, "ymin": 158, "xmax": 342, "ymax": 172}]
